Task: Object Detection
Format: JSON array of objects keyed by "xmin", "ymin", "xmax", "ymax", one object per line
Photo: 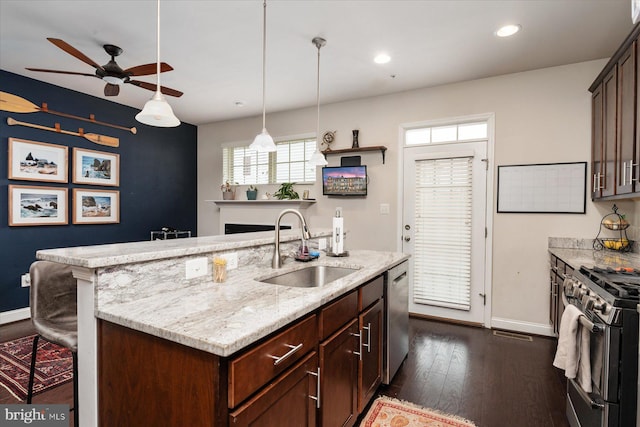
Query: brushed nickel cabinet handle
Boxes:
[
  {"xmin": 308, "ymin": 367, "xmax": 321, "ymax": 408},
  {"xmin": 269, "ymin": 343, "xmax": 303, "ymax": 366}
]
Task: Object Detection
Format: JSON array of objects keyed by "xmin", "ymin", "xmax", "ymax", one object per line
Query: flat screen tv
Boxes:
[{"xmin": 322, "ymin": 166, "xmax": 367, "ymax": 196}]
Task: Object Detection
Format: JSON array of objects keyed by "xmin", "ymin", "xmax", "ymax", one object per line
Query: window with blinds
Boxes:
[
  {"xmin": 222, "ymin": 138, "xmax": 317, "ymax": 185},
  {"xmin": 413, "ymin": 156, "xmax": 473, "ymax": 310}
]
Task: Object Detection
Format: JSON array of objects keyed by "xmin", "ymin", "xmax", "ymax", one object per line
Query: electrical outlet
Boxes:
[
  {"xmin": 185, "ymin": 257, "xmax": 208, "ymax": 279},
  {"xmin": 218, "ymin": 252, "xmax": 238, "ymax": 270},
  {"xmin": 21, "ymin": 273, "xmax": 30, "ymax": 287},
  {"xmin": 380, "ymin": 203, "xmax": 390, "ymax": 215}
]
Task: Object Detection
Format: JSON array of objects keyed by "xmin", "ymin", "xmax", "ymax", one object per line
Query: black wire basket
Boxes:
[{"xmin": 593, "ymin": 204, "xmax": 633, "ymax": 252}]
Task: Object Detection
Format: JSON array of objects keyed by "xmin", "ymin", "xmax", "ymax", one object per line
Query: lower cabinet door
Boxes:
[
  {"xmin": 320, "ymin": 319, "xmax": 359, "ymax": 427},
  {"xmin": 358, "ymin": 298, "xmax": 383, "ymax": 413},
  {"xmin": 229, "ymin": 351, "xmax": 318, "ymax": 427}
]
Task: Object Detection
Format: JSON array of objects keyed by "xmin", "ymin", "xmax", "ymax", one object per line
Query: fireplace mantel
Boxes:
[{"xmin": 207, "ymin": 200, "xmax": 316, "ymax": 209}]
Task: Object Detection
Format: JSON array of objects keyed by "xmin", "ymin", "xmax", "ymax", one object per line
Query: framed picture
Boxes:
[
  {"xmin": 72, "ymin": 147, "xmax": 119, "ymax": 186},
  {"xmin": 8, "ymin": 185, "xmax": 68, "ymax": 226},
  {"xmin": 73, "ymin": 188, "xmax": 119, "ymax": 224},
  {"xmin": 8, "ymin": 137, "xmax": 68, "ymax": 183}
]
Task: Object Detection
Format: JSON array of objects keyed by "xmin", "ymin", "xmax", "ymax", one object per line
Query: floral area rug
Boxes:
[
  {"xmin": 360, "ymin": 396, "xmax": 477, "ymax": 427},
  {"xmin": 0, "ymin": 334, "xmax": 73, "ymax": 401}
]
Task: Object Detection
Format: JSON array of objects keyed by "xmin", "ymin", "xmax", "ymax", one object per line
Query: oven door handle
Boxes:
[
  {"xmin": 560, "ymin": 293, "xmax": 603, "ymax": 333},
  {"xmin": 568, "ymin": 379, "xmax": 605, "ymax": 409}
]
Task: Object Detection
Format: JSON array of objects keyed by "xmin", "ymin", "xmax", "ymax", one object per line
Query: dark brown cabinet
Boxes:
[
  {"xmin": 229, "ymin": 352, "xmax": 319, "ymax": 427},
  {"xmin": 617, "ymin": 42, "xmax": 637, "ymax": 194},
  {"xmin": 358, "ymin": 298, "xmax": 383, "ymax": 413},
  {"xmin": 590, "ymin": 24, "xmax": 640, "ymax": 200},
  {"xmin": 319, "ymin": 319, "xmax": 359, "ymax": 427},
  {"xmin": 549, "ymin": 254, "xmax": 573, "ymax": 336}
]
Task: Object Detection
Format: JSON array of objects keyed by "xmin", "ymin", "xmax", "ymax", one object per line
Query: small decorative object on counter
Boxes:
[
  {"xmin": 594, "ymin": 204, "xmax": 633, "ymax": 252},
  {"xmin": 246, "ymin": 185, "xmax": 258, "ymax": 200},
  {"xmin": 351, "ymin": 129, "xmax": 359, "ymax": 148},
  {"xmin": 213, "ymin": 257, "xmax": 227, "ymax": 282},
  {"xmin": 221, "ymin": 181, "xmax": 236, "ymax": 200}
]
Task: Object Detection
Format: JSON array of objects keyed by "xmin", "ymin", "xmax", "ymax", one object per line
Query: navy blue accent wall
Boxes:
[{"xmin": 0, "ymin": 70, "xmax": 197, "ymax": 312}]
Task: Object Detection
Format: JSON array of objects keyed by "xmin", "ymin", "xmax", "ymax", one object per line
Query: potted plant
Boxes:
[
  {"xmin": 274, "ymin": 182, "xmax": 299, "ymax": 200},
  {"xmin": 246, "ymin": 185, "xmax": 258, "ymax": 200},
  {"xmin": 221, "ymin": 181, "xmax": 236, "ymax": 200}
]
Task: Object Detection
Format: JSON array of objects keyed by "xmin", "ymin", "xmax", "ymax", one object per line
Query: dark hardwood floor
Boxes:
[
  {"xmin": 370, "ymin": 317, "xmax": 569, "ymax": 427},
  {"xmin": 1, "ymin": 316, "xmax": 568, "ymax": 427}
]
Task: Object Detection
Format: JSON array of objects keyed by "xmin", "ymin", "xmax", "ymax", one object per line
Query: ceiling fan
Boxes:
[{"xmin": 26, "ymin": 38, "xmax": 183, "ymax": 98}]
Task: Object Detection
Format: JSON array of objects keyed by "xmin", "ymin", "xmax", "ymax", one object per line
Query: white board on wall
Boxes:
[{"xmin": 497, "ymin": 162, "xmax": 587, "ymax": 213}]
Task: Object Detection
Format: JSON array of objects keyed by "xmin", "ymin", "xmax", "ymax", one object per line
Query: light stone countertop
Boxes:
[
  {"xmin": 37, "ymin": 231, "xmax": 408, "ymax": 358},
  {"xmin": 94, "ymin": 250, "xmax": 408, "ymax": 357},
  {"xmin": 36, "ymin": 229, "xmax": 332, "ymax": 268},
  {"xmin": 548, "ymin": 238, "xmax": 640, "ymax": 270}
]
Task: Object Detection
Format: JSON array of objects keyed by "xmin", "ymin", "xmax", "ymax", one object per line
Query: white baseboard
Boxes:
[
  {"xmin": 491, "ymin": 316, "xmax": 555, "ymax": 338},
  {"xmin": 0, "ymin": 307, "xmax": 30, "ymax": 325}
]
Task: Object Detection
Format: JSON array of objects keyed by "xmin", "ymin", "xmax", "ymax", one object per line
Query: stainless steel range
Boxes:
[{"xmin": 562, "ymin": 266, "xmax": 639, "ymax": 427}]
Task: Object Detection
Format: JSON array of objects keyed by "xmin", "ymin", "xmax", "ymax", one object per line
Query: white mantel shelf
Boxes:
[{"xmin": 207, "ymin": 199, "xmax": 316, "ymax": 209}]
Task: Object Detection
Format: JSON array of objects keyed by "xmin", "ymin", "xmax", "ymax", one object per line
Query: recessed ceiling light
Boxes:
[
  {"xmin": 374, "ymin": 53, "xmax": 391, "ymax": 64},
  {"xmin": 496, "ymin": 24, "xmax": 521, "ymax": 37}
]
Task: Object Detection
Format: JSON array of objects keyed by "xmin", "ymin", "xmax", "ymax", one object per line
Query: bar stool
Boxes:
[{"xmin": 27, "ymin": 260, "xmax": 79, "ymax": 427}]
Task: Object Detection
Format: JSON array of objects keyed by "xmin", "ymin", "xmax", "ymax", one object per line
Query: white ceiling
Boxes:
[{"xmin": 0, "ymin": 1, "xmax": 635, "ymax": 126}]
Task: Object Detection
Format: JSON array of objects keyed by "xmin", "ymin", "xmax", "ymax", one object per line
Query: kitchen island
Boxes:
[{"xmin": 36, "ymin": 230, "xmax": 409, "ymax": 426}]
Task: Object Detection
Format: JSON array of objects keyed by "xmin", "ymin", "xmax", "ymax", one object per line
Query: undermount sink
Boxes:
[{"xmin": 258, "ymin": 265, "xmax": 360, "ymax": 288}]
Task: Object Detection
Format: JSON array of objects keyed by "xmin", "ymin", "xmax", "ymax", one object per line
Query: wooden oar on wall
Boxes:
[
  {"xmin": 0, "ymin": 91, "xmax": 136, "ymax": 134},
  {"xmin": 7, "ymin": 117, "xmax": 119, "ymax": 147}
]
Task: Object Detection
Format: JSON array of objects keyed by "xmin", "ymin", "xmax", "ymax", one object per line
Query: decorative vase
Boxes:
[
  {"xmin": 246, "ymin": 190, "xmax": 258, "ymax": 200},
  {"xmin": 222, "ymin": 190, "xmax": 235, "ymax": 200},
  {"xmin": 352, "ymin": 129, "xmax": 359, "ymax": 148}
]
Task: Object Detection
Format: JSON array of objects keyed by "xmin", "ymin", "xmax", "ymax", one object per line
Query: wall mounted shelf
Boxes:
[
  {"xmin": 321, "ymin": 145, "xmax": 388, "ymax": 164},
  {"xmin": 207, "ymin": 200, "xmax": 316, "ymax": 209}
]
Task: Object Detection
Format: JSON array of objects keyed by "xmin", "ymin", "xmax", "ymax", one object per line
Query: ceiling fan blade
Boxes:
[
  {"xmin": 104, "ymin": 83, "xmax": 120, "ymax": 96},
  {"xmin": 124, "ymin": 62, "xmax": 174, "ymax": 76},
  {"xmin": 129, "ymin": 80, "xmax": 183, "ymax": 97},
  {"xmin": 25, "ymin": 68, "xmax": 99, "ymax": 78},
  {"xmin": 47, "ymin": 38, "xmax": 104, "ymax": 71}
]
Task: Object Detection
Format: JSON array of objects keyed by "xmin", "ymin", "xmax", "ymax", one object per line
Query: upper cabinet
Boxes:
[{"xmin": 590, "ymin": 23, "xmax": 640, "ymax": 200}]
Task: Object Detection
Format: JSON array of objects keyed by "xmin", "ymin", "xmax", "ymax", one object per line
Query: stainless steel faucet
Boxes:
[{"xmin": 273, "ymin": 209, "xmax": 311, "ymax": 268}]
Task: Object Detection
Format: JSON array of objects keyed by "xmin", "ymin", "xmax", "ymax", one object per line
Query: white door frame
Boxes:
[{"xmin": 396, "ymin": 113, "xmax": 495, "ymax": 328}]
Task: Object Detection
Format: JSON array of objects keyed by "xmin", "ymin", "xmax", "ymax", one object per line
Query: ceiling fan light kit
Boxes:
[
  {"xmin": 250, "ymin": 0, "xmax": 277, "ymax": 152},
  {"xmin": 136, "ymin": 0, "xmax": 180, "ymax": 128}
]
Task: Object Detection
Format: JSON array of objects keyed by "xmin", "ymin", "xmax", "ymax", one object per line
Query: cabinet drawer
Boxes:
[
  {"xmin": 229, "ymin": 314, "xmax": 317, "ymax": 408},
  {"xmin": 319, "ymin": 290, "xmax": 358, "ymax": 341},
  {"xmin": 359, "ymin": 275, "xmax": 383, "ymax": 311}
]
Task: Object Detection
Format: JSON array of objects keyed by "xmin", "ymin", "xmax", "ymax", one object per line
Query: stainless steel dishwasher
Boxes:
[{"xmin": 383, "ymin": 260, "xmax": 409, "ymax": 384}]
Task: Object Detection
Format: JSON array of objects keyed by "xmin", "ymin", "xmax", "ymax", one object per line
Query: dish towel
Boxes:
[{"xmin": 553, "ymin": 304, "xmax": 593, "ymax": 392}]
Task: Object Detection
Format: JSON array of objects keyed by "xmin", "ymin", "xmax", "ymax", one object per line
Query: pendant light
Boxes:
[
  {"xmin": 250, "ymin": 0, "xmax": 277, "ymax": 152},
  {"xmin": 136, "ymin": 0, "xmax": 180, "ymax": 127},
  {"xmin": 308, "ymin": 37, "xmax": 328, "ymax": 167}
]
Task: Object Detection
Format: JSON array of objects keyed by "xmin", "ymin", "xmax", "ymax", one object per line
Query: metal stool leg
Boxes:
[
  {"xmin": 26, "ymin": 335, "xmax": 40, "ymax": 403},
  {"xmin": 72, "ymin": 352, "xmax": 79, "ymax": 427}
]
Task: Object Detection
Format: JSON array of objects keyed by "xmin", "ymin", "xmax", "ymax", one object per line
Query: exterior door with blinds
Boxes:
[{"xmin": 403, "ymin": 141, "xmax": 487, "ymax": 324}]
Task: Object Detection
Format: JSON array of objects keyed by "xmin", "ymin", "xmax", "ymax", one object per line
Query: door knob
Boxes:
[{"xmin": 404, "ymin": 236, "xmax": 411, "ymax": 242}]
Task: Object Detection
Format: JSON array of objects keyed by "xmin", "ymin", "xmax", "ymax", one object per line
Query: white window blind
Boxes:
[
  {"xmin": 223, "ymin": 138, "xmax": 317, "ymax": 185},
  {"xmin": 413, "ymin": 156, "xmax": 473, "ymax": 310}
]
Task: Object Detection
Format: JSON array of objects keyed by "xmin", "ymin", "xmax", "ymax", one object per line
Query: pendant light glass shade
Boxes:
[
  {"xmin": 308, "ymin": 37, "xmax": 328, "ymax": 167},
  {"xmin": 136, "ymin": 91, "xmax": 180, "ymax": 127},
  {"xmin": 136, "ymin": 0, "xmax": 180, "ymax": 128},
  {"xmin": 250, "ymin": 0, "xmax": 276, "ymax": 152}
]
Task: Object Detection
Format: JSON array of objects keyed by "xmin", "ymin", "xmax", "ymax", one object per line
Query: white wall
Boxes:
[{"xmin": 198, "ymin": 59, "xmax": 639, "ymax": 333}]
